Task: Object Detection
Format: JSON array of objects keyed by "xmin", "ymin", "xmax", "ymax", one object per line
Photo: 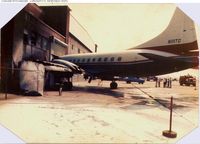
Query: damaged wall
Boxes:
[
  {"xmin": 12, "ymin": 10, "xmax": 25, "ymax": 68},
  {"xmin": 20, "ymin": 61, "xmax": 45, "ymax": 96},
  {"xmin": 0, "ymin": 18, "xmax": 14, "ymax": 92},
  {"xmin": 0, "ymin": 29, "xmax": 1, "ymax": 81}
]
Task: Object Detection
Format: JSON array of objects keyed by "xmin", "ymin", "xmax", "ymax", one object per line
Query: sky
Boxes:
[
  {"xmin": 68, "ymin": 3, "xmax": 177, "ymax": 52},
  {"xmin": 68, "ymin": 3, "xmax": 199, "ymax": 78}
]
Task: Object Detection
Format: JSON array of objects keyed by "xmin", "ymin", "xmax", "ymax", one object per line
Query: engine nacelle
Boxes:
[{"xmin": 52, "ymin": 59, "xmax": 83, "ymax": 74}]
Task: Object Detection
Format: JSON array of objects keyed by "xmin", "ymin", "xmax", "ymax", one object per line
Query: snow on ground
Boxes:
[{"xmin": 0, "ymin": 80, "xmax": 198, "ymax": 143}]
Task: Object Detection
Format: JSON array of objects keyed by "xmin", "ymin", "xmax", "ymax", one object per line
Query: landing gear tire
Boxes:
[
  {"xmin": 126, "ymin": 81, "xmax": 131, "ymax": 84},
  {"xmin": 110, "ymin": 81, "xmax": 118, "ymax": 89},
  {"xmin": 64, "ymin": 82, "xmax": 73, "ymax": 91}
]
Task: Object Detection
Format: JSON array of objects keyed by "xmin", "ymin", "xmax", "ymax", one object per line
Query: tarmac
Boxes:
[{"xmin": 0, "ymin": 79, "xmax": 199, "ymax": 143}]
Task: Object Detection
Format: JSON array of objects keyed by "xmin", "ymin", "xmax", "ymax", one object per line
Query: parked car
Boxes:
[
  {"xmin": 146, "ymin": 76, "xmax": 158, "ymax": 81},
  {"xmin": 123, "ymin": 77, "xmax": 145, "ymax": 84}
]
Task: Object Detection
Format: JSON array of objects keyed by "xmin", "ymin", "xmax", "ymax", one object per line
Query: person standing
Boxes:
[
  {"xmin": 163, "ymin": 78, "xmax": 167, "ymax": 88},
  {"xmin": 155, "ymin": 77, "xmax": 158, "ymax": 87},
  {"xmin": 169, "ymin": 77, "xmax": 172, "ymax": 88},
  {"xmin": 158, "ymin": 78, "xmax": 161, "ymax": 87}
]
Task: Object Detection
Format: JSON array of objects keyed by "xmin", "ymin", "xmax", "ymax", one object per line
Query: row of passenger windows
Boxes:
[{"xmin": 68, "ymin": 57, "xmax": 122, "ymax": 63}]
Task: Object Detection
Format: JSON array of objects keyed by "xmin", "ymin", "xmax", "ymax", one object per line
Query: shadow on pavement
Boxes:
[{"xmin": 73, "ymin": 86, "xmax": 124, "ymax": 98}]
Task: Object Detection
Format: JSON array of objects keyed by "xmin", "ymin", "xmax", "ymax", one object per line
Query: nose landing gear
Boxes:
[{"xmin": 110, "ymin": 81, "xmax": 118, "ymax": 89}]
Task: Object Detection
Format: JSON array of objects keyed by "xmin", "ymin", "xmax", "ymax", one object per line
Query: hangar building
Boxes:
[{"xmin": 0, "ymin": 3, "xmax": 95, "ymax": 92}]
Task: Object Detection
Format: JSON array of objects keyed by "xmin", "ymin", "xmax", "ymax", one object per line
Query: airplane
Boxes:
[{"xmin": 51, "ymin": 7, "xmax": 199, "ymax": 90}]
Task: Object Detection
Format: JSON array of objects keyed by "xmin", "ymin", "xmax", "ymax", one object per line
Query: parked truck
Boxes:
[{"xmin": 179, "ymin": 75, "xmax": 196, "ymax": 86}]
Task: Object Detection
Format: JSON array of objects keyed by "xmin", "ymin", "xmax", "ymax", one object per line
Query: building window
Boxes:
[
  {"xmin": 36, "ymin": 35, "xmax": 42, "ymax": 48},
  {"xmin": 25, "ymin": 13, "xmax": 30, "ymax": 22},
  {"xmin": 41, "ymin": 37, "xmax": 48, "ymax": 50},
  {"xmin": 30, "ymin": 32, "xmax": 37, "ymax": 46},
  {"xmin": 110, "ymin": 57, "xmax": 114, "ymax": 62},
  {"xmin": 23, "ymin": 33, "xmax": 29, "ymax": 45},
  {"xmin": 71, "ymin": 45, "xmax": 74, "ymax": 50},
  {"xmin": 78, "ymin": 48, "xmax": 80, "ymax": 53},
  {"xmin": 117, "ymin": 57, "xmax": 122, "ymax": 61}
]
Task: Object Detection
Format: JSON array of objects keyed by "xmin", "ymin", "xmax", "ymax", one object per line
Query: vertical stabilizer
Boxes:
[{"xmin": 131, "ymin": 7, "xmax": 198, "ymax": 55}]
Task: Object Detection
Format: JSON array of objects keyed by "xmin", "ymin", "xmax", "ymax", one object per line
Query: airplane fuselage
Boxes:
[
  {"xmin": 52, "ymin": 7, "xmax": 199, "ymax": 90},
  {"xmin": 60, "ymin": 49, "xmax": 198, "ymax": 80}
]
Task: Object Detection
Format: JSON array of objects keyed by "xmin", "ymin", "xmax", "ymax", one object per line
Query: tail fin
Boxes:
[{"xmin": 131, "ymin": 7, "xmax": 198, "ymax": 56}]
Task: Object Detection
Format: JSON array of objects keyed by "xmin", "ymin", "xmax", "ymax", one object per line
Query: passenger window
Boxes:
[
  {"xmin": 87, "ymin": 58, "xmax": 90, "ymax": 62},
  {"xmin": 117, "ymin": 57, "xmax": 122, "ymax": 61},
  {"xmin": 104, "ymin": 57, "xmax": 108, "ymax": 62},
  {"xmin": 77, "ymin": 59, "xmax": 80, "ymax": 63},
  {"xmin": 82, "ymin": 59, "xmax": 85, "ymax": 62},
  {"xmin": 110, "ymin": 57, "xmax": 114, "ymax": 62},
  {"xmin": 98, "ymin": 58, "xmax": 102, "ymax": 62},
  {"xmin": 92, "ymin": 58, "xmax": 96, "ymax": 62}
]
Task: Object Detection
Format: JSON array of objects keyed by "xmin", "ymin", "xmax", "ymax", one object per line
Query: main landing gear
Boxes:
[{"xmin": 110, "ymin": 81, "xmax": 118, "ymax": 89}]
